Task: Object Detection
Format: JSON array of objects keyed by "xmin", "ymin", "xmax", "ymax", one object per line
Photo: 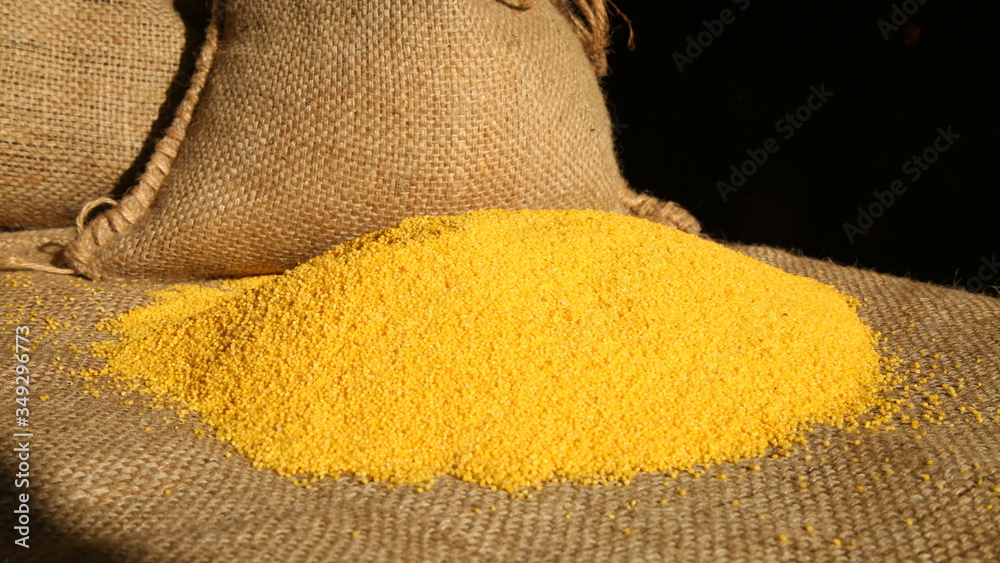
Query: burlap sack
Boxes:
[
  {"xmin": 1, "ymin": 225, "xmax": 997, "ymax": 562},
  {"xmin": 0, "ymin": 0, "xmax": 203, "ymax": 229},
  {"xmin": 62, "ymin": 0, "xmax": 700, "ymax": 282}
]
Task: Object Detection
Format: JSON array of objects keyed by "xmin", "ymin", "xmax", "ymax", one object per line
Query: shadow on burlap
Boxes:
[{"xmin": 0, "ymin": 228, "xmax": 997, "ymax": 562}]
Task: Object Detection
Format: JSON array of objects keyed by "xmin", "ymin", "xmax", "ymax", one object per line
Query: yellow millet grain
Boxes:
[{"xmin": 93, "ymin": 209, "xmax": 885, "ymax": 492}]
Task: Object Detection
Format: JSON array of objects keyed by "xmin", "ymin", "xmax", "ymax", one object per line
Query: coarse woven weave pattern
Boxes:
[
  {"xmin": 0, "ymin": 0, "xmax": 192, "ymax": 229},
  {"xmin": 1, "ymin": 226, "xmax": 997, "ymax": 562},
  {"xmin": 63, "ymin": 0, "xmax": 681, "ymax": 282}
]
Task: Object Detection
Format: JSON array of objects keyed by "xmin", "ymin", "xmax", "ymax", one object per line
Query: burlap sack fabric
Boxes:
[
  {"xmin": 1, "ymin": 227, "xmax": 997, "ymax": 562},
  {"xmin": 62, "ymin": 0, "xmax": 700, "ymax": 282},
  {"xmin": 0, "ymin": 0, "xmax": 204, "ymax": 229}
]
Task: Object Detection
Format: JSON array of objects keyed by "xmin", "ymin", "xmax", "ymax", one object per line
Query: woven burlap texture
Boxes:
[
  {"xmin": 0, "ymin": 0, "xmax": 201, "ymax": 229},
  {"xmin": 2, "ymin": 227, "xmax": 997, "ymax": 562},
  {"xmin": 64, "ymin": 0, "xmax": 700, "ymax": 282}
]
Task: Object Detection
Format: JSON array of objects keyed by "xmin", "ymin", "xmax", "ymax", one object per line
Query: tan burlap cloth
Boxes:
[
  {"xmin": 0, "ymin": 0, "xmax": 203, "ymax": 229},
  {"xmin": 1, "ymin": 227, "xmax": 996, "ymax": 562},
  {"xmin": 63, "ymin": 0, "xmax": 699, "ymax": 282}
]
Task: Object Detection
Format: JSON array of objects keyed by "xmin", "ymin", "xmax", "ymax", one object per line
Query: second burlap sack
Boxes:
[
  {"xmin": 64, "ymin": 0, "xmax": 700, "ymax": 282},
  {"xmin": 0, "ymin": 0, "xmax": 201, "ymax": 228}
]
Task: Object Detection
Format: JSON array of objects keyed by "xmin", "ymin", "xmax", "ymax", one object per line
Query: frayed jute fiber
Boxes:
[
  {"xmin": 0, "ymin": 0, "xmax": 207, "ymax": 229},
  {"xmin": 1, "ymin": 226, "xmax": 997, "ymax": 562},
  {"xmin": 62, "ymin": 0, "xmax": 699, "ymax": 282}
]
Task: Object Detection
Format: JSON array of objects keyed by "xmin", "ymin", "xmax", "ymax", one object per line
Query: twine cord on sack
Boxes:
[
  {"xmin": 620, "ymin": 185, "xmax": 702, "ymax": 235},
  {"xmin": 75, "ymin": 197, "xmax": 119, "ymax": 232},
  {"xmin": 501, "ymin": 0, "xmax": 635, "ymax": 70},
  {"xmin": 0, "ymin": 197, "xmax": 118, "ymax": 275},
  {"xmin": 0, "ymin": 251, "xmax": 74, "ymax": 275},
  {"xmin": 556, "ymin": 0, "xmax": 634, "ymax": 76},
  {"xmin": 63, "ymin": 2, "xmax": 222, "ymax": 279},
  {"xmin": 0, "ymin": 198, "xmax": 121, "ymax": 276}
]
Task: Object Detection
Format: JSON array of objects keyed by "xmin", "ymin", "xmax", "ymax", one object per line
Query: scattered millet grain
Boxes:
[{"xmin": 93, "ymin": 209, "xmax": 886, "ymax": 492}]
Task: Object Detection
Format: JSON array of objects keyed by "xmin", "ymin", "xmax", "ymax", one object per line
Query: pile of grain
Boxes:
[{"xmin": 94, "ymin": 209, "xmax": 886, "ymax": 491}]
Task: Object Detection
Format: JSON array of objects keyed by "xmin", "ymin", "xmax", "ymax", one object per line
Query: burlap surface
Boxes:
[
  {"xmin": 63, "ymin": 0, "xmax": 700, "ymax": 282},
  {"xmin": 0, "ymin": 0, "xmax": 205, "ymax": 229},
  {"xmin": 1, "ymin": 227, "xmax": 997, "ymax": 562}
]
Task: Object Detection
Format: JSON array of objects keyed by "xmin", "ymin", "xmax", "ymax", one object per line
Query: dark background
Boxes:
[{"xmin": 601, "ymin": 0, "xmax": 997, "ymax": 293}]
